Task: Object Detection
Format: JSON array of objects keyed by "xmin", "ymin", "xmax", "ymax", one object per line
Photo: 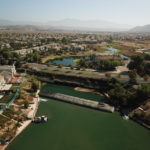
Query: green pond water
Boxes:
[
  {"xmin": 49, "ymin": 56, "xmax": 89, "ymax": 67},
  {"xmin": 7, "ymin": 84, "xmax": 150, "ymax": 150},
  {"xmin": 48, "ymin": 46, "xmax": 129, "ymax": 67},
  {"xmin": 50, "ymin": 57, "xmax": 77, "ymax": 66},
  {"xmin": 41, "ymin": 84, "xmax": 105, "ymax": 102}
]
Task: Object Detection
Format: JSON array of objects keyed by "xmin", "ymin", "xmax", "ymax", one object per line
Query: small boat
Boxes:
[
  {"xmin": 32, "ymin": 116, "xmax": 48, "ymax": 123},
  {"xmin": 123, "ymin": 115, "xmax": 129, "ymax": 120},
  {"xmin": 40, "ymin": 98, "xmax": 48, "ymax": 102}
]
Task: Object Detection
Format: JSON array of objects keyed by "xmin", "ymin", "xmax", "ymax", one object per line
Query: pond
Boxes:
[
  {"xmin": 48, "ymin": 46, "xmax": 129, "ymax": 67},
  {"xmin": 7, "ymin": 84, "xmax": 150, "ymax": 150},
  {"xmin": 102, "ymin": 46, "xmax": 129, "ymax": 59},
  {"xmin": 49, "ymin": 56, "xmax": 89, "ymax": 67},
  {"xmin": 50, "ymin": 57, "xmax": 77, "ymax": 66},
  {"xmin": 102, "ymin": 46, "xmax": 118, "ymax": 54}
]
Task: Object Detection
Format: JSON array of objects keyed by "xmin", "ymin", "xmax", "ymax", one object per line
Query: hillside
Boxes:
[
  {"xmin": 0, "ymin": 19, "xmax": 132, "ymax": 32},
  {"xmin": 130, "ymin": 24, "xmax": 150, "ymax": 33}
]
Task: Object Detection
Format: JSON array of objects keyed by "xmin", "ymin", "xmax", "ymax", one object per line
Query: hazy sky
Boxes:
[{"xmin": 0, "ymin": 0, "xmax": 150, "ymax": 26}]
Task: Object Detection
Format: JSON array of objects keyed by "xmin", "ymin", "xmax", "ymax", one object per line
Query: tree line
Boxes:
[
  {"xmin": 78, "ymin": 55, "xmax": 123, "ymax": 71},
  {"xmin": 128, "ymin": 54, "xmax": 150, "ymax": 76}
]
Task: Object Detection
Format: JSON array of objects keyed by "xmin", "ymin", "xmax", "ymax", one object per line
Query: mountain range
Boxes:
[
  {"xmin": 0, "ymin": 19, "xmax": 149, "ymax": 32},
  {"xmin": 45, "ymin": 19, "xmax": 133, "ymax": 31},
  {"xmin": 129, "ymin": 24, "xmax": 150, "ymax": 33}
]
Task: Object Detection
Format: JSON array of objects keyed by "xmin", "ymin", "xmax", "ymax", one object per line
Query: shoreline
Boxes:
[
  {"xmin": 130, "ymin": 117, "xmax": 150, "ymax": 130},
  {"xmin": 1, "ymin": 90, "xmax": 40, "ymax": 150},
  {"xmin": 74, "ymin": 87, "xmax": 96, "ymax": 93},
  {"xmin": 74, "ymin": 87, "xmax": 104, "ymax": 97},
  {"xmin": 42, "ymin": 50, "xmax": 99, "ymax": 64}
]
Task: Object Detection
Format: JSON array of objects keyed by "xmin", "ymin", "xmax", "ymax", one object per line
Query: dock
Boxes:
[{"xmin": 39, "ymin": 92, "xmax": 115, "ymax": 113}]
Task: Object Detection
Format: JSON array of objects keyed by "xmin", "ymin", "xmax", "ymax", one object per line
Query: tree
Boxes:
[
  {"xmin": 33, "ymin": 52, "xmax": 40, "ymax": 62},
  {"xmin": 143, "ymin": 75, "xmax": 149, "ymax": 81},
  {"xmin": 129, "ymin": 70, "xmax": 137, "ymax": 83},
  {"xmin": 24, "ymin": 100, "xmax": 29, "ymax": 109},
  {"xmin": 32, "ymin": 81, "xmax": 39, "ymax": 92},
  {"xmin": 15, "ymin": 60, "xmax": 21, "ymax": 68},
  {"xmin": 127, "ymin": 56, "xmax": 150, "ymax": 76},
  {"xmin": 105, "ymin": 73, "xmax": 111, "ymax": 78},
  {"xmin": 137, "ymin": 83, "xmax": 150, "ymax": 101},
  {"xmin": 108, "ymin": 84, "xmax": 127, "ymax": 106},
  {"xmin": 61, "ymin": 37, "xmax": 70, "ymax": 44}
]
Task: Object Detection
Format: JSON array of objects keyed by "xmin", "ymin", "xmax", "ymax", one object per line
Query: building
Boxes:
[
  {"xmin": 0, "ymin": 71, "xmax": 12, "ymax": 83},
  {"xmin": 0, "ymin": 65, "xmax": 16, "ymax": 79},
  {"xmin": 0, "ymin": 75, "xmax": 5, "ymax": 85}
]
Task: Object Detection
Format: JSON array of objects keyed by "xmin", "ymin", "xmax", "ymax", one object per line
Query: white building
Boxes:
[
  {"xmin": 0, "ymin": 64, "xmax": 16, "ymax": 78},
  {"xmin": 0, "ymin": 75, "xmax": 5, "ymax": 85}
]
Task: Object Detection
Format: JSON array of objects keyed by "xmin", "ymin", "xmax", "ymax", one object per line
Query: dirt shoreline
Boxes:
[
  {"xmin": 74, "ymin": 87, "xmax": 104, "ymax": 96},
  {"xmin": 74, "ymin": 87, "xmax": 96, "ymax": 93}
]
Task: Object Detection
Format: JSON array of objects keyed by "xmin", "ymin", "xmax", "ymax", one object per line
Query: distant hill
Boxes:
[
  {"xmin": 0, "ymin": 19, "xmax": 41, "ymax": 26},
  {"xmin": 0, "ymin": 25, "xmax": 40, "ymax": 31},
  {"xmin": 129, "ymin": 24, "xmax": 150, "ymax": 33},
  {"xmin": 0, "ymin": 19, "xmax": 133, "ymax": 32},
  {"xmin": 46, "ymin": 19, "xmax": 132, "ymax": 32}
]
